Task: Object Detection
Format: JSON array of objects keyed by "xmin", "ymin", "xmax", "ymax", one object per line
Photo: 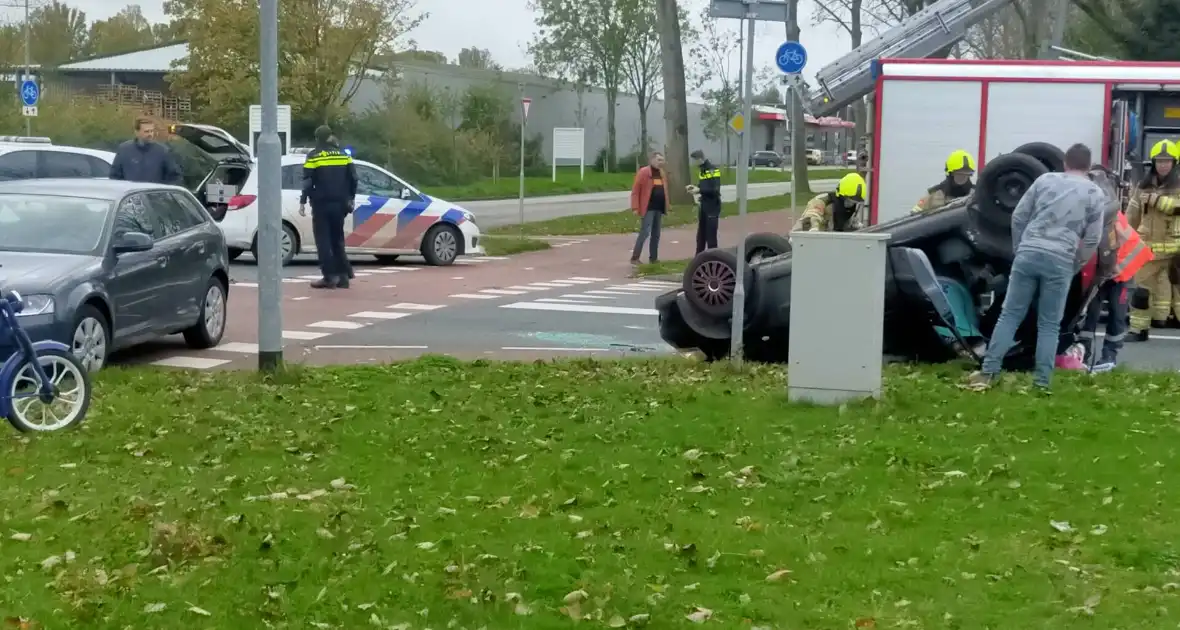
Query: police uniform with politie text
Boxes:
[
  {"xmin": 1126, "ymin": 139, "xmax": 1180, "ymax": 340},
  {"xmin": 792, "ymin": 173, "xmax": 867, "ymax": 232},
  {"xmin": 913, "ymin": 150, "xmax": 975, "ymax": 213},
  {"xmin": 300, "ymin": 125, "xmax": 358, "ymax": 289},
  {"xmin": 686, "ymin": 149, "xmax": 722, "ymax": 253}
]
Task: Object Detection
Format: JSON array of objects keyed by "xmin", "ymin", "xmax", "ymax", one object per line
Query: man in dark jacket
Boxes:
[
  {"xmin": 686, "ymin": 149, "xmax": 722, "ymax": 253},
  {"xmin": 299, "ymin": 125, "xmax": 357, "ymax": 289},
  {"xmin": 109, "ymin": 117, "xmax": 182, "ymax": 185}
]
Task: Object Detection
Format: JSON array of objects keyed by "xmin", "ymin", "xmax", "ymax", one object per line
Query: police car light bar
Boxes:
[{"xmin": 0, "ymin": 136, "xmax": 51, "ymax": 144}]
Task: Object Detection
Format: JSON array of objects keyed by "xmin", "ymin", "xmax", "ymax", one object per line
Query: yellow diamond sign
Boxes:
[{"xmin": 728, "ymin": 113, "xmax": 744, "ymax": 134}]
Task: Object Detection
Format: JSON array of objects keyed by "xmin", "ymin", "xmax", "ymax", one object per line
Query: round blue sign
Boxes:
[
  {"xmin": 19, "ymin": 80, "xmax": 38, "ymax": 107},
  {"xmin": 775, "ymin": 41, "xmax": 807, "ymax": 74}
]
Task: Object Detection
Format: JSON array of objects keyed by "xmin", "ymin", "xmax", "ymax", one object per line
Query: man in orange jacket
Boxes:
[{"xmin": 629, "ymin": 151, "xmax": 668, "ymax": 264}]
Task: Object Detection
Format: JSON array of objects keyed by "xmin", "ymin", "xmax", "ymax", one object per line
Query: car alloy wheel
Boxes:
[
  {"xmin": 204, "ymin": 284, "xmax": 226, "ymax": 340},
  {"xmin": 690, "ymin": 259, "xmax": 737, "ymax": 309},
  {"xmin": 433, "ymin": 229, "xmax": 458, "ymax": 263},
  {"xmin": 70, "ymin": 316, "xmax": 107, "ymax": 373},
  {"xmin": 280, "ymin": 228, "xmax": 293, "ymax": 259}
]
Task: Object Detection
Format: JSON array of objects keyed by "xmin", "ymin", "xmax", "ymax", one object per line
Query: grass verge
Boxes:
[
  {"xmin": 479, "ymin": 235, "xmax": 551, "ymax": 256},
  {"xmin": 488, "ymin": 194, "xmax": 799, "ymax": 237},
  {"xmin": 427, "ymin": 166, "xmax": 853, "ymax": 201},
  {"xmin": 634, "ymin": 258, "xmax": 689, "ymax": 278},
  {"xmin": 4, "ymin": 358, "xmax": 1180, "ymax": 627}
]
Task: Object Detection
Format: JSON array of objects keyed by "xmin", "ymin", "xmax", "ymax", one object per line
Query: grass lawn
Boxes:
[
  {"xmin": 634, "ymin": 258, "xmax": 690, "ymax": 278},
  {"xmin": 4, "ymin": 358, "xmax": 1180, "ymax": 627},
  {"xmin": 488, "ymin": 195, "xmax": 800, "ymax": 237},
  {"xmin": 479, "ymin": 235, "xmax": 551, "ymax": 256},
  {"xmin": 426, "ymin": 167, "xmax": 853, "ymax": 202}
]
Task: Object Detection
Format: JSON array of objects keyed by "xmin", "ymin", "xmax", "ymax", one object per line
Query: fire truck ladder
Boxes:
[{"xmin": 787, "ymin": 0, "xmax": 1016, "ymax": 117}]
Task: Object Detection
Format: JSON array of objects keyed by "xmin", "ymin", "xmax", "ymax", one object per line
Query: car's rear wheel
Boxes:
[
  {"xmin": 70, "ymin": 305, "xmax": 109, "ymax": 373},
  {"xmin": 743, "ymin": 233, "xmax": 791, "ymax": 263},
  {"xmin": 974, "ymin": 152, "xmax": 1047, "ymax": 230},
  {"xmin": 251, "ymin": 223, "xmax": 298, "ymax": 266},
  {"xmin": 421, "ymin": 224, "xmax": 461, "ymax": 266},
  {"xmin": 1012, "ymin": 142, "xmax": 1065, "ymax": 173},
  {"xmin": 183, "ymin": 277, "xmax": 227, "ymax": 349},
  {"xmin": 682, "ymin": 249, "xmax": 753, "ymax": 318}
]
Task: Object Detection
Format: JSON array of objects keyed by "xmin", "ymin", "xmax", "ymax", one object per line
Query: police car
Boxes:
[
  {"xmin": 0, "ymin": 136, "xmax": 115, "ymax": 180},
  {"xmin": 169, "ymin": 123, "xmax": 484, "ymax": 266}
]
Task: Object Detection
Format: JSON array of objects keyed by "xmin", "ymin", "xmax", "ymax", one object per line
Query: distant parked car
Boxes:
[
  {"xmin": 805, "ymin": 149, "xmax": 823, "ymax": 165},
  {"xmin": 0, "ymin": 179, "xmax": 231, "ymax": 372},
  {"xmin": 749, "ymin": 151, "xmax": 783, "ymax": 167},
  {"xmin": 0, "ymin": 136, "xmax": 114, "ymax": 181},
  {"xmin": 845, "ymin": 150, "xmax": 858, "ymax": 165}
]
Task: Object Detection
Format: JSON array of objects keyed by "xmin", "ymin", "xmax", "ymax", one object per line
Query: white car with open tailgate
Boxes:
[{"xmin": 170, "ymin": 123, "xmax": 484, "ymax": 266}]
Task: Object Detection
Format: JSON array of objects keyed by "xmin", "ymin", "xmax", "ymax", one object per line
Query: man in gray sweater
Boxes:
[{"xmin": 969, "ymin": 143, "xmax": 1105, "ymax": 390}]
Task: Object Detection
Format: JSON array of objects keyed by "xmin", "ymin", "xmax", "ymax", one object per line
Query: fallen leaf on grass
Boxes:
[
  {"xmin": 683, "ymin": 449, "xmax": 703, "ymax": 461},
  {"xmin": 143, "ymin": 603, "xmax": 166, "ymax": 613},
  {"xmin": 10, "ymin": 533, "xmax": 31, "ymax": 542},
  {"xmin": 3, "ymin": 618, "xmax": 39, "ymax": 629},
  {"xmin": 855, "ymin": 618, "xmax": 876, "ymax": 628},
  {"xmin": 766, "ymin": 569, "xmax": 791, "ymax": 582},
  {"xmin": 186, "ymin": 605, "xmax": 211, "ymax": 616},
  {"xmin": 686, "ymin": 607, "xmax": 712, "ymax": 623},
  {"xmin": 1050, "ymin": 520, "xmax": 1072, "ymax": 533},
  {"xmin": 608, "ymin": 615, "xmax": 626, "ymax": 627}
]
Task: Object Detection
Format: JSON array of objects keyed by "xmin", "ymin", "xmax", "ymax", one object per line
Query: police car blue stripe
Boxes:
[
  {"xmin": 397, "ymin": 199, "xmax": 431, "ymax": 230},
  {"xmin": 353, "ymin": 196, "xmax": 386, "ymax": 225},
  {"xmin": 440, "ymin": 208, "xmax": 465, "ymax": 224}
]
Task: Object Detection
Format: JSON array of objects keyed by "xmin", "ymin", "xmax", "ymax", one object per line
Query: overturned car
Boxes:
[{"xmin": 656, "ymin": 143, "xmax": 1104, "ymax": 368}]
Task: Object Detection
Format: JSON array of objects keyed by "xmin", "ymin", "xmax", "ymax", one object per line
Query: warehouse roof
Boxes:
[{"xmin": 57, "ymin": 42, "xmax": 188, "ymax": 73}]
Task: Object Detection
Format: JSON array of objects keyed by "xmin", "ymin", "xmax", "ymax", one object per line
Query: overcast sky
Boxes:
[{"xmin": 25, "ymin": 0, "xmax": 854, "ymax": 86}]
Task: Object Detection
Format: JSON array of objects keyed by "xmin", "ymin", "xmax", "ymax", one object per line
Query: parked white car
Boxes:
[
  {"xmin": 169, "ymin": 123, "xmax": 485, "ymax": 266},
  {"xmin": 0, "ymin": 136, "xmax": 115, "ymax": 180}
]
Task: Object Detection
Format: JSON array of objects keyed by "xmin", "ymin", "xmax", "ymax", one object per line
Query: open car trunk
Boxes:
[{"xmin": 168, "ymin": 123, "xmax": 253, "ymax": 222}]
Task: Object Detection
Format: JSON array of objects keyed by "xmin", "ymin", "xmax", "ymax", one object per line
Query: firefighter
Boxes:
[
  {"xmin": 686, "ymin": 149, "xmax": 722, "ymax": 253},
  {"xmin": 299, "ymin": 125, "xmax": 358, "ymax": 289},
  {"xmin": 792, "ymin": 172, "xmax": 867, "ymax": 232},
  {"xmin": 913, "ymin": 150, "xmax": 975, "ymax": 213},
  {"xmin": 1126, "ymin": 139, "xmax": 1180, "ymax": 340}
]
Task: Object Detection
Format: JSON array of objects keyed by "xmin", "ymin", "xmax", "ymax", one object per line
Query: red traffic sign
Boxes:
[{"xmin": 522, "ymin": 97, "xmax": 531, "ymax": 118}]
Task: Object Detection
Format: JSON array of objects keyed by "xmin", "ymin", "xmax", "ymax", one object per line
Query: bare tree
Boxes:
[
  {"xmin": 812, "ymin": 0, "xmax": 867, "ymax": 144},
  {"xmin": 655, "ymin": 0, "xmax": 692, "ymax": 204},
  {"xmin": 622, "ymin": 0, "xmax": 662, "ymax": 157}
]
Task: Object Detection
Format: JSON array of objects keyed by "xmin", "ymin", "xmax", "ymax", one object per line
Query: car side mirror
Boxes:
[{"xmin": 112, "ymin": 231, "xmax": 153, "ymax": 253}]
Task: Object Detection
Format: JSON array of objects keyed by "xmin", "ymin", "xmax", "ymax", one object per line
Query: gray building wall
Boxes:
[{"xmin": 347, "ymin": 61, "xmax": 726, "ymax": 168}]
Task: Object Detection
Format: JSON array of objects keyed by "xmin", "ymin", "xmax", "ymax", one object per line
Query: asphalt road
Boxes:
[{"xmin": 466, "ymin": 178, "xmax": 839, "ymax": 228}]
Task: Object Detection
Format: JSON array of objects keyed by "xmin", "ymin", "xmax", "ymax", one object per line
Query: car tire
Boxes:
[
  {"xmin": 227, "ymin": 247, "xmax": 243, "ymax": 262},
  {"xmin": 974, "ymin": 152, "xmax": 1048, "ymax": 229},
  {"xmin": 374, "ymin": 254, "xmax": 400, "ymax": 264},
  {"xmin": 743, "ymin": 233, "xmax": 792, "ymax": 264},
  {"xmin": 250, "ymin": 222, "xmax": 298, "ymax": 266},
  {"xmin": 421, "ymin": 224, "xmax": 461, "ymax": 266},
  {"xmin": 682, "ymin": 248, "xmax": 753, "ymax": 318},
  {"xmin": 1012, "ymin": 142, "xmax": 1066, "ymax": 173},
  {"xmin": 183, "ymin": 276, "xmax": 228, "ymax": 350},
  {"xmin": 69, "ymin": 304, "xmax": 109, "ymax": 373}
]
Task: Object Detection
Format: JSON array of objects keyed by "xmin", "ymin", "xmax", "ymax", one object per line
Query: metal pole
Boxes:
[
  {"xmin": 729, "ymin": 9, "xmax": 756, "ymax": 362},
  {"xmin": 23, "ymin": 0, "xmax": 30, "ymax": 136},
  {"xmin": 789, "ymin": 87, "xmax": 796, "ymax": 214},
  {"xmin": 256, "ymin": 0, "xmax": 283, "ymax": 371},
  {"xmin": 518, "ymin": 84, "xmax": 525, "ymax": 238}
]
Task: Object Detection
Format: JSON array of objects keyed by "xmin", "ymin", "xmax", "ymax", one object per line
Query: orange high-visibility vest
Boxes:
[{"xmin": 1113, "ymin": 212, "xmax": 1154, "ymax": 282}]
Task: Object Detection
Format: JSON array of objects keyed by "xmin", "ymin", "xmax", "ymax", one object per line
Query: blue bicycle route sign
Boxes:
[
  {"xmin": 19, "ymin": 80, "xmax": 38, "ymax": 107},
  {"xmin": 775, "ymin": 41, "xmax": 807, "ymax": 74}
]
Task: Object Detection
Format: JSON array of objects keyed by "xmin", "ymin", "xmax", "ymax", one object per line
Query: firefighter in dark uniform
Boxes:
[
  {"xmin": 686, "ymin": 149, "xmax": 722, "ymax": 253},
  {"xmin": 299, "ymin": 125, "xmax": 358, "ymax": 289}
]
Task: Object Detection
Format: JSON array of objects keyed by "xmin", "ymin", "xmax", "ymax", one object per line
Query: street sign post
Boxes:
[
  {"xmin": 710, "ymin": 0, "xmax": 794, "ymax": 363},
  {"xmin": 775, "ymin": 39, "xmax": 807, "ymax": 251},
  {"xmin": 20, "ymin": 78, "xmax": 37, "ymax": 118},
  {"xmin": 519, "ymin": 91, "xmax": 530, "ymax": 238}
]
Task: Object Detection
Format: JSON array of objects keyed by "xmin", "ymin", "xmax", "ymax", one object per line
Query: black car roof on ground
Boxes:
[{"xmin": 0, "ymin": 179, "xmax": 183, "ymax": 199}]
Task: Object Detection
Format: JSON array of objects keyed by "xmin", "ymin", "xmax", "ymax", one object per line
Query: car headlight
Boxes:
[
  {"xmin": 15, "ymin": 294, "xmax": 54, "ymax": 317},
  {"xmin": 462, "ymin": 210, "xmax": 476, "ymax": 223}
]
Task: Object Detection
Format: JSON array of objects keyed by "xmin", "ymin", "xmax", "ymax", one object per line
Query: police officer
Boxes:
[
  {"xmin": 299, "ymin": 125, "xmax": 358, "ymax": 289},
  {"xmin": 793, "ymin": 172, "xmax": 866, "ymax": 232},
  {"xmin": 913, "ymin": 150, "xmax": 975, "ymax": 213},
  {"xmin": 1127, "ymin": 139, "xmax": 1180, "ymax": 339},
  {"xmin": 686, "ymin": 149, "xmax": 722, "ymax": 253}
]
